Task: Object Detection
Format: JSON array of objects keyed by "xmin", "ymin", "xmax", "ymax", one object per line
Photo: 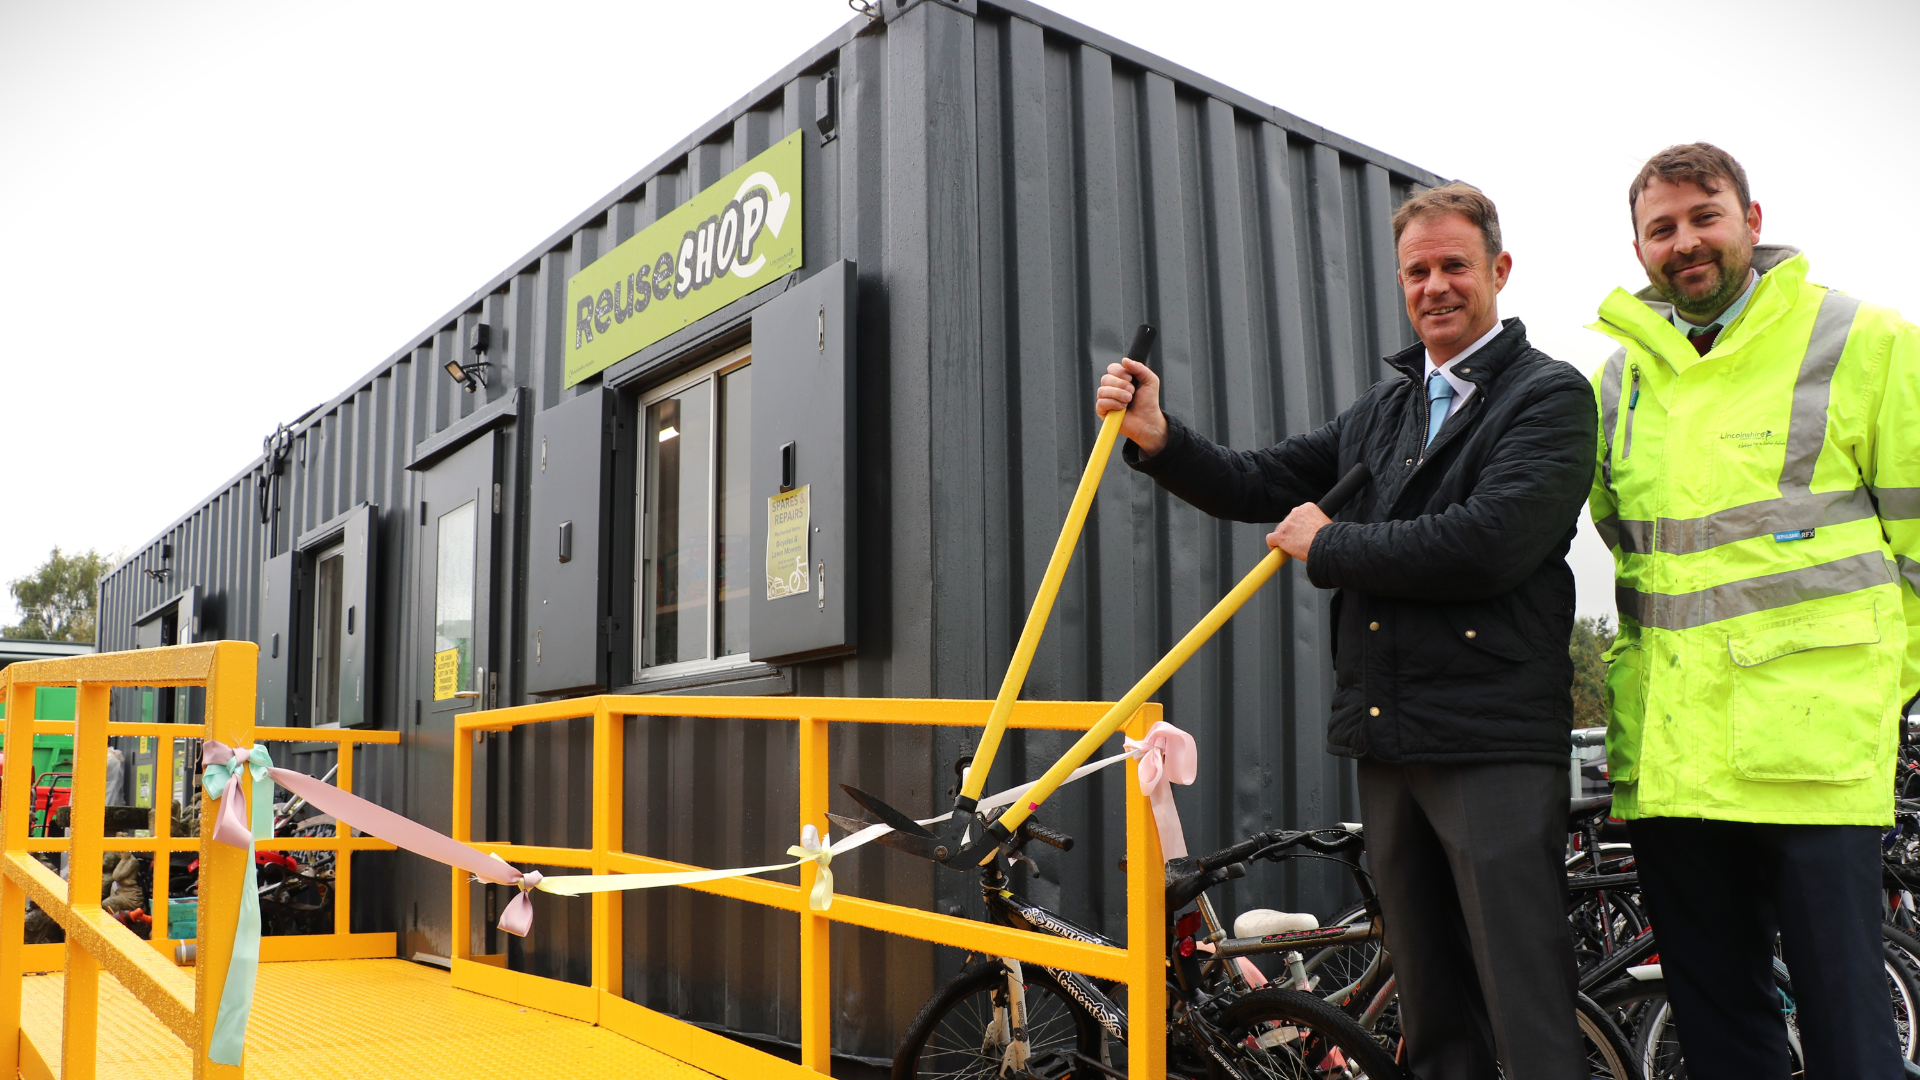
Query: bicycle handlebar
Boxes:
[{"xmin": 1020, "ymin": 820, "xmax": 1074, "ymax": 852}]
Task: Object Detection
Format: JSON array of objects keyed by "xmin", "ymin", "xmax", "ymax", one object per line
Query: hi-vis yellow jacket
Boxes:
[{"xmin": 1589, "ymin": 246, "xmax": 1920, "ymax": 824}]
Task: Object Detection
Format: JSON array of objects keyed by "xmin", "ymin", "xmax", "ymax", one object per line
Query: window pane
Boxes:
[
  {"xmin": 435, "ymin": 500, "xmax": 477, "ymax": 697},
  {"xmin": 716, "ymin": 366, "xmax": 752, "ymax": 657},
  {"xmin": 312, "ymin": 549, "xmax": 345, "ymax": 725},
  {"xmin": 644, "ymin": 385, "xmax": 712, "ymax": 666}
]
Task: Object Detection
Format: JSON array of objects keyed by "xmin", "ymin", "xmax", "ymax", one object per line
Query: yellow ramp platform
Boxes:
[{"xmin": 17, "ymin": 959, "xmax": 718, "ymax": 1080}]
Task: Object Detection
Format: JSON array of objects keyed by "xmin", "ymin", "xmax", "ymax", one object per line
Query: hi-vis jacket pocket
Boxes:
[
  {"xmin": 1603, "ymin": 640, "xmax": 1645, "ymax": 784},
  {"xmin": 1727, "ymin": 601, "xmax": 1889, "ymax": 783}
]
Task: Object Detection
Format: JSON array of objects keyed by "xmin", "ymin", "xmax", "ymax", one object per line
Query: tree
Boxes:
[
  {"xmin": 1569, "ymin": 614, "xmax": 1615, "ymax": 729},
  {"xmin": 4, "ymin": 547, "xmax": 111, "ymax": 642}
]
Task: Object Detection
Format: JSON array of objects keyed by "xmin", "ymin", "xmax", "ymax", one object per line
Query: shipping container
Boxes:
[{"xmin": 94, "ymin": 0, "xmax": 1444, "ymax": 1065}]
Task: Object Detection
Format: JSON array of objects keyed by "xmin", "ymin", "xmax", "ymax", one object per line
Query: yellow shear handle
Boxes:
[
  {"xmin": 994, "ymin": 546, "xmax": 1287, "ymax": 835},
  {"xmin": 961, "ymin": 406, "xmax": 1125, "ymax": 802}
]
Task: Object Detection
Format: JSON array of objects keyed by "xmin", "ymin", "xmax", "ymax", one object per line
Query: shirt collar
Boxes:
[
  {"xmin": 1423, "ymin": 320, "xmax": 1502, "ymax": 391},
  {"xmin": 1672, "ymin": 269, "xmax": 1758, "ymax": 335}
]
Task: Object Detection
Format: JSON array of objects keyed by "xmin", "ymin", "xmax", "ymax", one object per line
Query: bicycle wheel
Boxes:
[
  {"xmin": 1593, "ymin": 972, "xmax": 1805, "ymax": 1079},
  {"xmin": 893, "ymin": 959, "xmax": 1103, "ymax": 1080},
  {"xmin": 1575, "ymin": 991, "xmax": 1642, "ymax": 1080},
  {"xmin": 1210, "ymin": 987, "xmax": 1406, "ymax": 1079},
  {"xmin": 1881, "ymin": 937, "xmax": 1920, "ymax": 1062}
]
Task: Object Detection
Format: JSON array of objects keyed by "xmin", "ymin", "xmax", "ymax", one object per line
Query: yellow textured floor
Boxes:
[{"xmin": 19, "ymin": 959, "xmax": 718, "ymax": 1079}]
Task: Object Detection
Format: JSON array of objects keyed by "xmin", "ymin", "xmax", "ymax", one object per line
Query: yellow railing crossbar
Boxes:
[{"xmin": 450, "ymin": 693, "xmax": 1167, "ymax": 1080}]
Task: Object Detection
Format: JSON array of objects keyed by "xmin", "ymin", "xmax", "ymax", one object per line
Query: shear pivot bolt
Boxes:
[{"xmin": 934, "ymin": 846, "xmax": 949, "ymax": 860}]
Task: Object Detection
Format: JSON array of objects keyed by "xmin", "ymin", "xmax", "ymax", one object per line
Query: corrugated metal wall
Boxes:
[{"xmin": 97, "ymin": 0, "xmax": 1442, "ymax": 1065}]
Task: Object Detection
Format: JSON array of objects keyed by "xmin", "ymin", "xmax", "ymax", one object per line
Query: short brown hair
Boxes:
[
  {"xmin": 1628, "ymin": 142, "xmax": 1751, "ymax": 226},
  {"xmin": 1392, "ymin": 182, "xmax": 1502, "ymax": 261}
]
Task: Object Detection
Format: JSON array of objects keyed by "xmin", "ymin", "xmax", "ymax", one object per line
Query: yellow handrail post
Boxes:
[
  {"xmin": 451, "ymin": 712, "xmax": 473, "ymax": 963},
  {"xmin": 195, "ymin": 640, "xmax": 256, "ymax": 1079},
  {"xmin": 796, "ymin": 715, "xmax": 830, "ymax": 1074},
  {"xmin": 333, "ymin": 740, "xmax": 354, "ymax": 938},
  {"xmin": 1123, "ymin": 707, "xmax": 1167, "ymax": 1078},
  {"xmin": 0, "ymin": 672, "xmax": 30, "ymax": 1078},
  {"xmin": 154, "ymin": 734, "xmax": 176, "ymax": 953},
  {"xmin": 591, "ymin": 699, "xmax": 624, "ymax": 999},
  {"xmin": 63, "ymin": 681, "xmax": 112, "ymax": 1080}
]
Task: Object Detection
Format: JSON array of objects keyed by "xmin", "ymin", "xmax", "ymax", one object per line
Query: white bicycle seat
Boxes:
[{"xmin": 1233, "ymin": 908, "xmax": 1319, "ymax": 938}]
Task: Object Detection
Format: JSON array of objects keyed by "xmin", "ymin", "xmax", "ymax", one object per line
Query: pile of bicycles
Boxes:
[{"xmin": 881, "ymin": 729, "xmax": 1920, "ymax": 1079}]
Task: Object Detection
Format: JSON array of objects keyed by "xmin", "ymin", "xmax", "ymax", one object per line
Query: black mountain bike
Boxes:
[{"xmin": 886, "ymin": 816, "xmax": 1403, "ymax": 1079}]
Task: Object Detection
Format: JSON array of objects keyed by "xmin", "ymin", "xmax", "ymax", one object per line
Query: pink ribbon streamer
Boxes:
[
  {"xmin": 1123, "ymin": 721, "xmax": 1197, "ymax": 860},
  {"xmin": 259, "ymin": 759, "xmax": 542, "ymax": 937}
]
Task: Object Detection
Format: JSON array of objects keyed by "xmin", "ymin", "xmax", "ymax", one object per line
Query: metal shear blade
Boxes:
[{"xmin": 837, "ymin": 785, "xmax": 950, "ymax": 861}]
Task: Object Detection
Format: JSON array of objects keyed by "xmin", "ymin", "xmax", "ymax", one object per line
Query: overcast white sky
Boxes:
[{"xmin": 2, "ymin": 0, "xmax": 1915, "ymax": 630}]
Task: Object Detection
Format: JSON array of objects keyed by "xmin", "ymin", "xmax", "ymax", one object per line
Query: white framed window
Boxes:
[{"xmin": 636, "ymin": 345, "xmax": 754, "ymax": 678}]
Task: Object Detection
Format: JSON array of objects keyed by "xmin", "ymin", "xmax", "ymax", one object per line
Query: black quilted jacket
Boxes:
[{"xmin": 1127, "ymin": 319, "xmax": 1597, "ymax": 765}]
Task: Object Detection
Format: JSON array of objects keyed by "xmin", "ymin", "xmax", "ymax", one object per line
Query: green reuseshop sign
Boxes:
[{"xmin": 565, "ymin": 130, "xmax": 804, "ymax": 387}]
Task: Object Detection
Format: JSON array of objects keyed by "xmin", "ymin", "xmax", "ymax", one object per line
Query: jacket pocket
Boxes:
[
  {"xmin": 1727, "ymin": 601, "xmax": 1889, "ymax": 783},
  {"xmin": 1602, "ymin": 639, "xmax": 1644, "ymax": 784}
]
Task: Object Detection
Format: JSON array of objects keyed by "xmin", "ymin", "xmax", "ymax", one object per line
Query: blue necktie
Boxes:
[{"xmin": 1425, "ymin": 372, "xmax": 1454, "ymax": 448}]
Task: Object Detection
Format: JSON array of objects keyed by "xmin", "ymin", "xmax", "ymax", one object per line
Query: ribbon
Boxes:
[
  {"xmin": 200, "ymin": 741, "xmax": 276, "ymax": 1066},
  {"xmin": 1124, "ymin": 721, "xmax": 1197, "ymax": 859}
]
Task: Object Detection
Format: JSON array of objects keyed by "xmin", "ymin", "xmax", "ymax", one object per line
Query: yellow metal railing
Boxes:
[
  {"xmin": 451, "ymin": 695, "xmax": 1168, "ymax": 1079},
  {"xmin": 0, "ymin": 642, "xmax": 400, "ymax": 1080}
]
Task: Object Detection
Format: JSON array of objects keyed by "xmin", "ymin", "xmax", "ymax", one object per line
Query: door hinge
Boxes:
[{"xmin": 492, "ymin": 482, "xmax": 501, "ymax": 514}]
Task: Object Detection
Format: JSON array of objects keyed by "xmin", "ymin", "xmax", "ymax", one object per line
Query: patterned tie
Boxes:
[
  {"xmin": 1690, "ymin": 325, "xmax": 1720, "ymax": 356},
  {"xmin": 1425, "ymin": 372, "xmax": 1453, "ymax": 448}
]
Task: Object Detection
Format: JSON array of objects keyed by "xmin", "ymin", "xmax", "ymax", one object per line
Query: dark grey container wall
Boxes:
[{"xmin": 96, "ymin": 0, "xmax": 1442, "ymax": 1065}]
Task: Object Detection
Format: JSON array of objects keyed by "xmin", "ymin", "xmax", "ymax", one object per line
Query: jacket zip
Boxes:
[{"xmin": 1623, "ymin": 364, "xmax": 1641, "ymax": 459}]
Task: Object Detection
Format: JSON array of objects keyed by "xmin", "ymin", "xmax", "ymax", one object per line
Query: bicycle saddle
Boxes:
[{"xmin": 1233, "ymin": 908, "xmax": 1318, "ymax": 938}]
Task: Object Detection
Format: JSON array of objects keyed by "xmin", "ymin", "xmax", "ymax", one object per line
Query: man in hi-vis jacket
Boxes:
[{"xmin": 1589, "ymin": 142, "xmax": 1920, "ymax": 1079}]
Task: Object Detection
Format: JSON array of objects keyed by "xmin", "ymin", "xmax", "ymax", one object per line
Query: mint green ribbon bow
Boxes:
[{"xmin": 201, "ymin": 742, "xmax": 274, "ymax": 1066}]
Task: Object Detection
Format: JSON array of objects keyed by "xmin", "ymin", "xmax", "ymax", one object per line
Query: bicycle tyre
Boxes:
[
  {"xmin": 1575, "ymin": 990, "xmax": 1643, "ymax": 1080},
  {"xmin": 1881, "ymin": 937, "xmax": 1920, "ymax": 1062},
  {"xmin": 892, "ymin": 958, "xmax": 1103, "ymax": 1080},
  {"xmin": 1593, "ymin": 971, "xmax": 1805, "ymax": 1079},
  {"xmin": 1211, "ymin": 987, "xmax": 1406, "ymax": 1079}
]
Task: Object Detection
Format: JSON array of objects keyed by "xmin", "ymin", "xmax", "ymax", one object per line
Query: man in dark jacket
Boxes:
[{"xmin": 1097, "ymin": 183, "xmax": 1598, "ymax": 1080}]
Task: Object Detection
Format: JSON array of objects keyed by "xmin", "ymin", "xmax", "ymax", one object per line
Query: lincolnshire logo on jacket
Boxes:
[{"xmin": 564, "ymin": 130, "xmax": 803, "ymax": 387}]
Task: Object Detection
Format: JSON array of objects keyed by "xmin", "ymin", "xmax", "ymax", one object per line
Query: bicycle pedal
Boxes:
[{"xmin": 1019, "ymin": 1051, "xmax": 1077, "ymax": 1080}]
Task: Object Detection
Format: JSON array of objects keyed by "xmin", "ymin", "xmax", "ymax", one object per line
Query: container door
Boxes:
[
  {"xmin": 525, "ymin": 389, "xmax": 615, "ymax": 695},
  {"xmin": 407, "ymin": 429, "xmax": 498, "ymax": 960},
  {"xmin": 256, "ymin": 552, "xmax": 293, "ymax": 724},
  {"xmin": 748, "ymin": 260, "xmax": 857, "ymax": 662}
]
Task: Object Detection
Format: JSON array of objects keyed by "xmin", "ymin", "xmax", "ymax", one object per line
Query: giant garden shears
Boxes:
[{"xmin": 840, "ymin": 324, "xmax": 1371, "ymax": 867}]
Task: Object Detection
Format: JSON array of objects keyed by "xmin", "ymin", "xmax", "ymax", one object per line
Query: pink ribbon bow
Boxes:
[{"xmin": 1123, "ymin": 721, "xmax": 1197, "ymax": 860}]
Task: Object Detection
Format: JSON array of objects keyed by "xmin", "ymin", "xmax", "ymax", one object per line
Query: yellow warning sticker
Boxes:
[{"xmin": 433, "ymin": 647, "xmax": 461, "ymax": 701}]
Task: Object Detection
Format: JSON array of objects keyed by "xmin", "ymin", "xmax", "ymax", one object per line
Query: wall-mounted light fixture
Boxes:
[{"xmin": 445, "ymin": 323, "xmax": 493, "ymax": 393}]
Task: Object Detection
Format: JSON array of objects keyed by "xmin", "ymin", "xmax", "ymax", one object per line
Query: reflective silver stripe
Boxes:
[
  {"xmin": 1598, "ymin": 348, "xmax": 1626, "ymax": 489},
  {"xmin": 1874, "ymin": 487, "xmax": 1920, "ymax": 521},
  {"xmin": 1901, "ymin": 556, "xmax": 1920, "ymax": 594},
  {"xmin": 1628, "ymin": 486, "xmax": 1877, "ymax": 555},
  {"xmin": 1617, "ymin": 519, "xmax": 1655, "ymax": 554},
  {"xmin": 1615, "ymin": 550, "xmax": 1895, "ymax": 630},
  {"xmin": 1595, "ymin": 514, "xmax": 1621, "ymax": 550},
  {"xmin": 1779, "ymin": 290, "xmax": 1862, "ymax": 496}
]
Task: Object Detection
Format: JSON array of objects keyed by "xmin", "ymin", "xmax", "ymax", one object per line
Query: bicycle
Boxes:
[
  {"xmin": 881, "ymin": 812, "xmax": 1403, "ymax": 1079},
  {"xmin": 1194, "ymin": 822, "xmax": 1641, "ymax": 1080}
]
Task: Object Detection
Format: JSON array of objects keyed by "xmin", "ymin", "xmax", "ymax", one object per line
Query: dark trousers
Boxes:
[
  {"xmin": 1358, "ymin": 759, "xmax": 1585, "ymax": 1080},
  {"xmin": 1629, "ymin": 818, "xmax": 1901, "ymax": 1080}
]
